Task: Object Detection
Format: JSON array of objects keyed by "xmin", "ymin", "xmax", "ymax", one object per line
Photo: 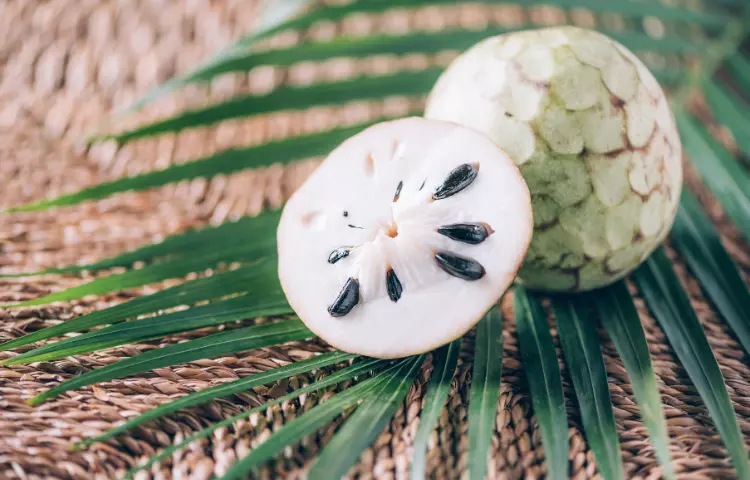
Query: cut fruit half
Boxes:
[{"xmin": 277, "ymin": 117, "xmax": 532, "ymax": 358}]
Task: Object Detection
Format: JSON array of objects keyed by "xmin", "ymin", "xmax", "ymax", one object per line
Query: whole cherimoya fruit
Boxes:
[{"xmin": 425, "ymin": 26, "xmax": 682, "ymax": 292}]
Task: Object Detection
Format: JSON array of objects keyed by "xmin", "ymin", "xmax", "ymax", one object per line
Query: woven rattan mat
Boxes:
[{"xmin": 1, "ymin": 1, "xmax": 749, "ymax": 479}]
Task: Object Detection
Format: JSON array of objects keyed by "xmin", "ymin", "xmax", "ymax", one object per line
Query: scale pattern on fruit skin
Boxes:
[{"xmin": 425, "ymin": 26, "xmax": 682, "ymax": 291}]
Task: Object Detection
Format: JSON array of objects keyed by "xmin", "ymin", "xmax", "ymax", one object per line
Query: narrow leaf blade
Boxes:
[
  {"xmin": 3, "ymin": 290, "xmax": 290, "ymax": 365},
  {"xmin": 672, "ymin": 189, "xmax": 750, "ymax": 356},
  {"xmin": 217, "ymin": 359, "xmax": 416, "ymax": 480},
  {"xmin": 308, "ymin": 355, "xmax": 425, "ymax": 478},
  {"xmin": 552, "ymin": 296, "xmax": 624, "ymax": 480},
  {"xmin": 78, "ymin": 350, "xmax": 356, "ymax": 448},
  {"xmin": 7, "ymin": 126, "xmax": 370, "ymax": 213},
  {"xmin": 123, "ymin": 357, "xmax": 390, "ymax": 478},
  {"xmin": 0, "ymin": 264, "xmax": 273, "ymax": 352},
  {"xmin": 28, "ymin": 319, "xmax": 312, "ymax": 405},
  {"xmin": 633, "ymin": 248, "xmax": 750, "ymax": 478},
  {"xmin": 677, "ymin": 112, "xmax": 750, "ymax": 242},
  {"xmin": 468, "ymin": 308, "xmax": 504, "ymax": 480},
  {"xmin": 122, "ymin": 0, "xmax": 315, "ymax": 112},
  {"xmin": 595, "ymin": 282, "xmax": 675, "ymax": 480},
  {"xmin": 101, "ymin": 69, "xmax": 441, "ymax": 144},
  {"xmin": 514, "ymin": 286, "xmax": 568, "ymax": 480},
  {"xmin": 411, "ymin": 340, "xmax": 460, "ymax": 480}
]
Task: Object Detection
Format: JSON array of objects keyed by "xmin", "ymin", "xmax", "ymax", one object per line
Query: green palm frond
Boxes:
[
  {"xmin": 594, "ymin": 282, "xmax": 675, "ymax": 480},
  {"xmin": 218, "ymin": 357, "xmax": 421, "ymax": 480},
  {"xmin": 75, "ymin": 349, "xmax": 360, "ymax": 450},
  {"xmin": 3, "ymin": 0, "xmax": 750, "ymax": 478},
  {"xmin": 677, "ymin": 112, "xmax": 750, "ymax": 242},
  {"xmin": 0, "ymin": 262, "xmax": 277, "ymax": 352},
  {"xmin": 672, "ymin": 189, "xmax": 750, "ymax": 356},
  {"xmin": 552, "ymin": 296, "xmax": 623, "ymax": 480},
  {"xmin": 467, "ymin": 308, "xmax": 505, "ymax": 480},
  {"xmin": 411, "ymin": 339, "xmax": 460, "ymax": 480},
  {"xmin": 514, "ymin": 287, "xmax": 568, "ymax": 480},
  {"xmin": 122, "ymin": 356, "xmax": 390, "ymax": 478},
  {"xmin": 28, "ymin": 319, "xmax": 312, "ymax": 406},
  {"xmin": 634, "ymin": 248, "xmax": 750, "ymax": 478},
  {"xmin": 308, "ymin": 355, "xmax": 425, "ymax": 478}
]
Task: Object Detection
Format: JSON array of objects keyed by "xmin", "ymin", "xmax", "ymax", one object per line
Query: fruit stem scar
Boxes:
[
  {"xmin": 328, "ymin": 278, "xmax": 360, "ymax": 317},
  {"xmin": 386, "ymin": 268, "xmax": 403, "ymax": 302},
  {"xmin": 432, "ymin": 163, "xmax": 479, "ymax": 201},
  {"xmin": 437, "ymin": 222, "xmax": 493, "ymax": 244},
  {"xmin": 435, "ymin": 252, "xmax": 485, "ymax": 280}
]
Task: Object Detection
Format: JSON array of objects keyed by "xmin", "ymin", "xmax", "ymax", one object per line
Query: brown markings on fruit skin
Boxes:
[{"xmin": 511, "ymin": 60, "xmax": 551, "ymax": 91}]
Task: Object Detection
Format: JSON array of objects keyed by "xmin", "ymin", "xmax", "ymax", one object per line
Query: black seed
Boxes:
[
  {"xmin": 386, "ymin": 268, "xmax": 403, "ymax": 302},
  {"xmin": 348, "ymin": 224, "xmax": 364, "ymax": 230},
  {"xmin": 328, "ymin": 247, "xmax": 350, "ymax": 264},
  {"xmin": 393, "ymin": 181, "xmax": 403, "ymax": 202},
  {"xmin": 419, "ymin": 179, "xmax": 427, "ymax": 191},
  {"xmin": 432, "ymin": 163, "xmax": 479, "ymax": 200},
  {"xmin": 343, "ymin": 211, "xmax": 349, "ymax": 217},
  {"xmin": 328, "ymin": 278, "xmax": 360, "ymax": 317},
  {"xmin": 435, "ymin": 252, "xmax": 485, "ymax": 281},
  {"xmin": 437, "ymin": 222, "xmax": 492, "ymax": 245}
]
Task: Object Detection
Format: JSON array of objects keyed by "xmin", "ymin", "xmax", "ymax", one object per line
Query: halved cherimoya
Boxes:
[{"xmin": 277, "ymin": 118, "xmax": 532, "ymax": 358}]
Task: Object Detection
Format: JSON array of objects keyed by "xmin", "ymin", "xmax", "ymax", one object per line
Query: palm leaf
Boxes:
[
  {"xmin": 97, "ymin": 69, "xmax": 441, "ymax": 144},
  {"xmin": 676, "ymin": 112, "xmax": 750, "ymax": 242},
  {"xmin": 101, "ymin": 28, "xmax": 695, "ymax": 137},
  {"xmin": 0, "ymin": 264, "xmax": 274, "ymax": 353},
  {"xmin": 122, "ymin": 0, "xmax": 722, "ymax": 113},
  {"xmin": 702, "ymin": 79, "xmax": 750, "ymax": 158},
  {"xmin": 5, "ymin": 239, "xmax": 276, "ymax": 309},
  {"xmin": 594, "ymin": 282, "xmax": 675, "ymax": 480},
  {"xmin": 2, "ymin": 292, "xmax": 289, "ymax": 366},
  {"xmin": 552, "ymin": 295, "xmax": 624, "ymax": 480},
  {"xmin": 672, "ymin": 189, "xmax": 750, "ymax": 356},
  {"xmin": 122, "ymin": 0, "xmax": 316, "ymax": 113},
  {"xmin": 513, "ymin": 286, "xmax": 568, "ymax": 480},
  {"xmin": 0, "ymin": 212, "xmax": 280, "ymax": 275},
  {"xmin": 633, "ymin": 248, "xmax": 750, "ymax": 478},
  {"xmin": 468, "ymin": 307, "xmax": 505, "ymax": 480},
  {"xmin": 5, "ymin": 127, "xmax": 369, "ymax": 213},
  {"xmin": 217, "ymin": 357, "xmax": 419, "ymax": 480},
  {"xmin": 28, "ymin": 319, "xmax": 312, "ymax": 406},
  {"xmin": 76, "ymin": 350, "xmax": 357, "ymax": 449},
  {"xmin": 726, "ymin": 54, "xmax": 750, "ymax": 90},
  {"xmin": 410, "ymin": 339, "xmax": 460, "ymax": 480},
  {"xmin": 124, "ymin": 356, "xmax": 389, "ymax": 478},
  {"xmin": 308, "ymin": 354, "xmax": 425, "ymax": 478}
]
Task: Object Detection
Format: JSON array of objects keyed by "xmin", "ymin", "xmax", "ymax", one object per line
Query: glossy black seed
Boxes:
[
  {"xmin": 419, "ymin": 179, "xmax": 426, "ymax": 191},
  {"xmin": 432, "ymin": 163, "xmax": 479, "ymax": 200},
  {"xmin": 348, "ymin": 224, "xmax": 364, "ymax": 229},
  {"xmin": 328, "ymin": 247, "xmax": 350, "ymax": 264},
  {"xmin": 393, "ymin": 181, "xmax": 403, "ymax": 202},
  {"xmin": 386, "ymin": 268, "xmax": 403, "ymax": 302},
  {"xmin": 435, "ymin": 252, "xmax": 485, "ymax": 280},
  {"xmin": 328, "ymin": 278, "xmax": 360, "ymax": 317},
  {"xmin": 343, "ymin": 211, "xmax": 349, "ymax": 217},
  {"xmin": 437, "ymin": 222, "xmax": 492, "ymax": 245}
]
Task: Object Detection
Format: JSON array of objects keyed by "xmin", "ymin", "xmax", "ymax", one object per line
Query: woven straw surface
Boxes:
[{"xmin": 1, "ymin": 1, "xmax": 749, "ymax": 479}]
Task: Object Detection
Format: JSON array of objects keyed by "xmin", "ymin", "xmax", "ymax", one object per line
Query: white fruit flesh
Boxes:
[
  {"xmin": 425, "ymin": 26, "xmax": 683, "ymax": 292},
  {"xmin": 277, "ymin": 118, "xmax": 532, "ymax": 358}
]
